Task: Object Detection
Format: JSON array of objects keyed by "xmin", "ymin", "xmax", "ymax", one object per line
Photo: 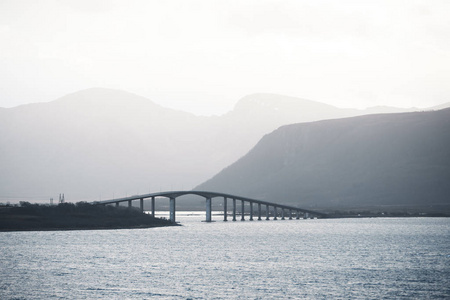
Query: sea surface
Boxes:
[{"xmin": 1, "ymin": 215, "xmax": 449, "ymax": 299}]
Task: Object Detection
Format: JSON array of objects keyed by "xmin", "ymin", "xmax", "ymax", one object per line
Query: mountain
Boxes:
[
  {"xmin": 196, "ymin": 109, "xmax": 450, "ymax": 212},
  {"xmin": 0, "ymin": 88, "xmax": 211, "ymax": 201},
  {"xmin": 0, "ymin": 88, "xmax": 422, "ymax": 202},
  {"xmin": 430, "ymin": 102, "xmax": 450, "ymax": 110},
  {"xmin": 207, "ymin": 94, "xmax": 415, "ymax": 168}
]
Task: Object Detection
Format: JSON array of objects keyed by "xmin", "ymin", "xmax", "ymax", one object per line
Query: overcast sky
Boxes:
[{"xmin": 1, "ymin": 0, "xmax": 449, "ymax": 115}]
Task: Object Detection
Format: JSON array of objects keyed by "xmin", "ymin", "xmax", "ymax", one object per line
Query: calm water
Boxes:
[{"xmin": 1, "ymin": 216, "xmax": 449, "ymax": 299}]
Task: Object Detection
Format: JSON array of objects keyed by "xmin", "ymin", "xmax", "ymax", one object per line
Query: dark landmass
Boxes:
[
  {"xmin": 0, "ymin": 202, "xmax": 178, "ymax": 232},
  {"xmin": 196, "ymin": 108, "xmax": 450, "ymax": 213}
]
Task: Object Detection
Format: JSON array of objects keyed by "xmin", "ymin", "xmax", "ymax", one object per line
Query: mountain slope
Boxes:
[
  {"xmin": 0, "ymin": 88, "xmax": 421, "ymax": 202},
  {"xmin": 196, "ymin": 109, "xmax": 450, "ymax": 211},
  {"xmin": 0, "ymin": 88, "xmax": 208, "ymax": 201},
  {"xmin": 430, "ymin": 102, "xmax": 450, "ymax": 110},
  {"xmin": 208, "ymin": 93, "xmax": 415, "ymax": 168}
]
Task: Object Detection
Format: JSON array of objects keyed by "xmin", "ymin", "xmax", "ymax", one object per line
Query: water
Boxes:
[{"xmin": 1, "ymin": 216, "xmax": 449, "ymax": 299}]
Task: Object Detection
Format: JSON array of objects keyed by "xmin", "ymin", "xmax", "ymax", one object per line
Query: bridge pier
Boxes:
[
  {"xmin": 304, "ymin": 212, "xmax": 309, "ymax": 219},
  {"xmin": 151, "ymin": 197, "xmax": 155, "ymax": 217},
  {"xmin": 258, "ymin": 203, "xmax": 262, "ymax": 220},
  {"xmin": 281, "ymin": 208, "xmax": 285, "ymax": 220},
  {"xmin": 241, "ymin": 200, "xmax": 245, "ymax": 221},
  {"xmin": 128, "ymin": 200, "xmax": 132, "ymax": 208},
  {"xmin": 232, "ymin": 198, "xmax": 236, "ymax": 221},
  {"xmin": 249, "ymin": 202, "xmax": 253, "ymax": 221},
  {"xmin": 140, "ymin": 198, "xmax": 144, "ymax": 213},
  {"xmin": 223, "ymin": 197, "xmax": 227, "ymax": 221},
  {"xmin": 273, "ymin": 207, "xmax": 278, "ymax": 220},
  {"xmin": 289, "ymin": 209, "xmax": 292, "ymax": 220},
  {"xmin": 170, "ymin": 197, "xmax": 176, "ymax": 223},
  {"xmin": 266, "ymin": 205, "xmax": 270, "ymax": 220},
  {"xmin": 116, "ymin": 202, "xmax": 119, "ymax": 207},
  {"xmin": 296, "ymin": 210, "xmax": 300, "ymax": 219},
  {"xmin": 206, "ymin": 198, "xmax": 212, "ymax": 222}
]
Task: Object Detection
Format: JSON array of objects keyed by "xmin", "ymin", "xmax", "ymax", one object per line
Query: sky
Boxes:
[{"xmin": 1, "ymin": 0, "xmax": 449, "ymax": 115}]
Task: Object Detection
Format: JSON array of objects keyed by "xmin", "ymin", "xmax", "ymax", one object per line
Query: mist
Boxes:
[
  {"xmin": 1, "ymin": 88, "xmax": 428, "ymax": 203},
  {"xmin": 1, "ymin": 1, "xmax": 450, "ymax": 207},
  {"xmin": 1, "ymin": 0, "xmax": 449, "ymax": 114}
]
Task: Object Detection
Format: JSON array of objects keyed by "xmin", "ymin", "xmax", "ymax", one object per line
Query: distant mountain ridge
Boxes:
[
  {"xmin": 430, "ymin": 102, "xmax": 450, "ymax": 111},
  {"xmin": 196, "ymin": 108, "xmax": 450, "ymax": 211},
  {"xmin": 0, "ymin": 88, "xmax": 437, "ymax": 202}
]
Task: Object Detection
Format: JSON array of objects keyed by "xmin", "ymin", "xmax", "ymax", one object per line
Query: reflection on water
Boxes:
[{"xmin": 1, "ymin": 218, "xmax": 449, "ymax": 299}]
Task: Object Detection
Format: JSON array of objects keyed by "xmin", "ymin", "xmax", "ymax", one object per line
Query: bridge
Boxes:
[{"xmin": 93, "ymin": 191, "xmax": 327, "ymax": 222}]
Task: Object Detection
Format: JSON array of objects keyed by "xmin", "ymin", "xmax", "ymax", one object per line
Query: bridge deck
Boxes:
[{"xmin": 93, "ymin": 190, "xmax": 328, "ymax": 221}]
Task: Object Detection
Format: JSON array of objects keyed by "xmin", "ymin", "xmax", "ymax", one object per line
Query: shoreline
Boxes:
[
  {"xmin": 2, "ymin": 216, "xmax": 448, "ymax": 233},
  {"xmin": 0, "ymin": 202, "xmax": 179, "ymax": 232},
  {"xmin": 0, "ymin": 223, "xmax": 180, "ymax": 233}
]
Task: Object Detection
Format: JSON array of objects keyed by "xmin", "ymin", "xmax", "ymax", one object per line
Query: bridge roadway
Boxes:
[{"xmin": 93, "ymin": 190, "xmax": 327, "ymax": 222}]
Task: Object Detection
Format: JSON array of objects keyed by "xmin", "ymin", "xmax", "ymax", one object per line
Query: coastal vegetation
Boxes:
[{"xmin": 0, "ymin": 202, "xmax": 177, "ymax": 231}]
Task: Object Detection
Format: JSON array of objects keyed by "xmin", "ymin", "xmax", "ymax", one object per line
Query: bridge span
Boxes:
[{"xmin": 93, "ymin": 191, "xmax": 327, "ymax": 223}]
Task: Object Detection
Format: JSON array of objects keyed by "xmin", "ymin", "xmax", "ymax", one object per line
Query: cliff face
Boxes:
[{"xmin": 196, "ymin": 109, "xmax": 450, "ymax": 211}]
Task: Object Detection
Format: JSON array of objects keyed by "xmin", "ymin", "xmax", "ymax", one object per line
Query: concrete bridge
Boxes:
[{"xmin": 93, "ymin": 191, "xmax": 327, "ymax": 223}]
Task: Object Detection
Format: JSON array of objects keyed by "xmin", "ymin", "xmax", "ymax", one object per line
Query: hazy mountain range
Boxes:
[
  {"xmin": 0, "ymin": 88, "xmax": 446, "ymax": 203},
  {"xmin": 196, "ymin": 109, "xmax": 450, "ymax": 212}
]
